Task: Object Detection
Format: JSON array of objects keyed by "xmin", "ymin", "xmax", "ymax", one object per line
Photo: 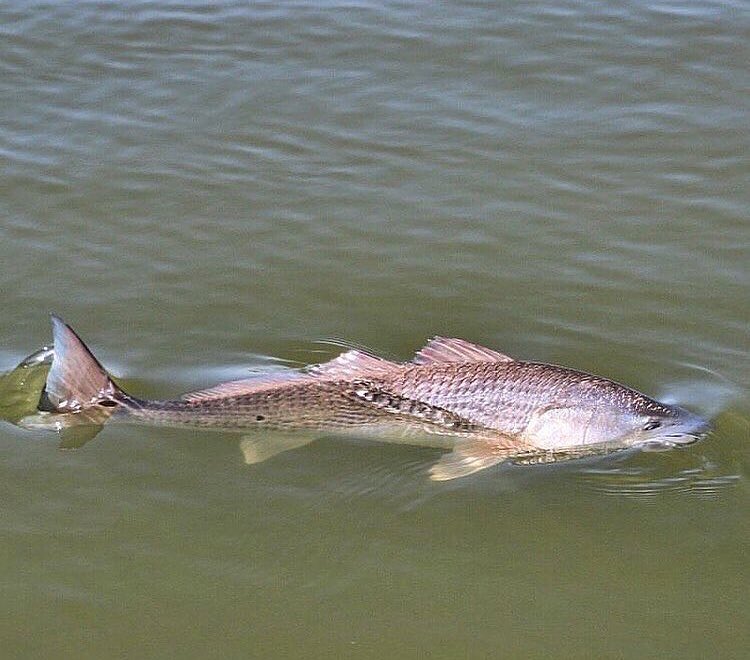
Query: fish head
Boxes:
[
  {"xmin": 626, "ymin": 405, "xmax": 710, "ymax": 450},
  {"xmin": 525, "ymin": 399, "xmax": 709, "ymax": 452}
]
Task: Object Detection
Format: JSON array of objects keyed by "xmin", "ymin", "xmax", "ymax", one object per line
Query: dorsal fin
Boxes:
[
  {"xmin": 412, "ymin": 337, "xmax": 514, "ymax": 365},
  {"xmin": 307, "ymin": 349, "xmax": 398, "ymax": 378},
  {"xmin": 182, "ymin": 372, "xmax": 308, "ymax": 402}
]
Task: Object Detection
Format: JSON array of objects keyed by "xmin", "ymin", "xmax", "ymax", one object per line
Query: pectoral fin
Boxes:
[
  {"xmin": 239, "ymin": 434, "xmax": 316, "ymax": 465},
  {"xmin": 429, "ymin": 439, "xmax": 516, "ymax": 481}
]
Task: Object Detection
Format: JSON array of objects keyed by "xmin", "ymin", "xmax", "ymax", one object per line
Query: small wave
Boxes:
[{"xmin": 576, "ymin": 454, "xmax": 742, "ymax": 501}]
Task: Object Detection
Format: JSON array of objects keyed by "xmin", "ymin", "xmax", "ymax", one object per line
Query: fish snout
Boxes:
[
  {"xmin": 673, "ymin": 407, "xmax": 711, "ymax": 440},
  {"xmin": 642, "ymin": 407, "xmax": 710, "ymax": 449}
]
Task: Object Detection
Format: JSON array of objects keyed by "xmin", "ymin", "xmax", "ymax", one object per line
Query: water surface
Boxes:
[{"xmin": 1, "ymin": 1, "xmax": 748, "ymax": 658}]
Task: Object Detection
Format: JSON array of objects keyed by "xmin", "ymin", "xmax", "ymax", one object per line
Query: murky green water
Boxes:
[{"xmin": 1, "ymin": 1, "xmax": 748, "ymax": 657}]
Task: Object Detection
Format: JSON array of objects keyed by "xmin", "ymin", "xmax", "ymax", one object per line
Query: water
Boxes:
[{"xmin": 1, "ymin": 1, "xmax": 748, "ymax": 657}]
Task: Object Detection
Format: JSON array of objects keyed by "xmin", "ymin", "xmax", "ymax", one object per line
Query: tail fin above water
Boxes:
[{"xmin": 38, "ymin": 315, "xmax": 128, "ymax": 430}]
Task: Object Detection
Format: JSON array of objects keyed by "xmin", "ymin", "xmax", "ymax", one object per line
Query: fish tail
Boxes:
[{"xmin": 39, "ymin": 315, "xmax": 131, "ymax": 426}]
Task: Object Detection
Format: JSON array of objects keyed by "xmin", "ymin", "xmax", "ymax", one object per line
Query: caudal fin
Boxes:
[{"xmin": 40, "ymin": 315, "xmax": 127, "ymax": 423}]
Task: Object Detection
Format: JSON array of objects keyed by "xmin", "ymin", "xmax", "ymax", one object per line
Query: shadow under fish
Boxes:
[{"xmin": 12, "ymin": 315, "xmax": 711, "ymax": 481}]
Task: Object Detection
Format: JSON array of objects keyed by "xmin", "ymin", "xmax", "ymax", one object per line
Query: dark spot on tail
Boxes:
[
  {"xmin": 99, "ymin": 400, "xmax": 118, "ymax": 408},
  {"xmin": 256, "ymin": 414, "xmax": 266, "ymax": 421}
]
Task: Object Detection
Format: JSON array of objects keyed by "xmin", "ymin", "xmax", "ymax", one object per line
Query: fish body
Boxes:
[{"xmin": 21, "ymin": 316, "xmax": 709, "ymax": 480}]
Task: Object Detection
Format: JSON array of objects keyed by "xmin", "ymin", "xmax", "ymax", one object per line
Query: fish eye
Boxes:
[{"xmin": 643, "ymin": 419, "xmax": 662, "ymax": 431}]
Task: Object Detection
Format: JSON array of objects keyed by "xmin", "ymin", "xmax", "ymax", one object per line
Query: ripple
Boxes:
[{"xmin": 576, "ymin": 448, "xmax": 743, "ymax": 501}]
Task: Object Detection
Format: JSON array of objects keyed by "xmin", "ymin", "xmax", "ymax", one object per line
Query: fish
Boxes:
[{"xmin": 18, "ymin": 315, "xmax": 710, "ymax": 480}]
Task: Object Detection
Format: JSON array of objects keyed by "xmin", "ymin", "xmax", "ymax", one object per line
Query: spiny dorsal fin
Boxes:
[
  {"xmin": 181, "ymin": 372, "xmax": 308, "ymax": 402},
  {"xmin": 412, "ymin": 337, "xmax": 514, "ymax": 365},
  {"xmin": 308, "ymin": 350, "xmax": 398, "ymax": 378}
]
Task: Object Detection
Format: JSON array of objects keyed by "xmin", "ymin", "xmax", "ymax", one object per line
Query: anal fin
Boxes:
[{"xmin": 239, "ymin": 433, "xmax": 316, "ymax": 465}]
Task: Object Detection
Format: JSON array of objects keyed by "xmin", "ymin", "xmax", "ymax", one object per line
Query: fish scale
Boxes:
[{"xmin": 364, "ymin": 359, "xmax": 682, "ymax": 446}]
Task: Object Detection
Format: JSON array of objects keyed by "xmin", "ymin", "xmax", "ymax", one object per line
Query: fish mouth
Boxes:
[
  {"xmin": 662, "ymin": 434, "xmax": 702, "ymax": 447},
  {"xmin": 639, "ymin": 409, "xmax": 711, "ymax": 451},
  {"xmin": 640, "ymin": 435, "xmax": 701, "ymax": 452},
  {"xmin": 641, "ymin": 427, "xmax": 710, "ymax": 451},
  {"xmin": 668, "ymin": 409, "xmax": 711, "ymax": 442}
]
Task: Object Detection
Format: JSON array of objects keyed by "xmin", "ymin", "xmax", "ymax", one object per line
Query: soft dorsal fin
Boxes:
[
  {"xmin": 412, "ymin": 337, "xmax": 514, "ymax": 365},
  {"xmin": 307, "ymin": 349, "xmax": 398, "ymax": 378},
  {"xmin": 182, "ymin": 372, "xmax": 308, "ymax": 402}
]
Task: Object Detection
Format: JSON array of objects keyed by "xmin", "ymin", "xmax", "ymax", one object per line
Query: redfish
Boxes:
[{"xmin": 20, "ymin": 316, "xmax": 709, "ymax": 480}]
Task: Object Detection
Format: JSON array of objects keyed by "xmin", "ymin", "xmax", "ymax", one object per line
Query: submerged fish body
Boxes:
[{"xmin": 20, "ymin": 316, "xmax": 710, "ymax": 480}]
